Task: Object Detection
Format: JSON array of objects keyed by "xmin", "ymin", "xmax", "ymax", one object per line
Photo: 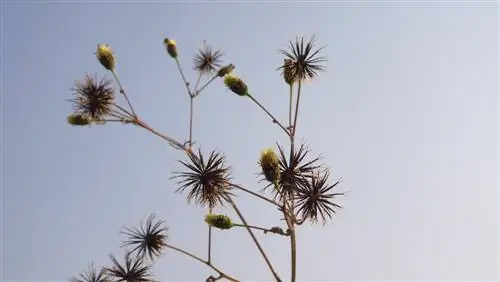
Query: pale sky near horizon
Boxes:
[{"xmin": 2, "ymin": 1, "xmax": 499, "ymax": 281}]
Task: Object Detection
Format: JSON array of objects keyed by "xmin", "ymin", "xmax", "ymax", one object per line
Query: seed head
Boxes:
[
  {"xmin": 67, "ymin": 114, "xmax": 91, "ymax": 126},
  {"xmin": 259, "ymin": 148, "xmax": 280, "ymax": 183},
  {"xmin": 217, "ymin": 64, "xmax": 235, "ymax": 77},
  {"xmin": 164, "ymin": 38, "xmax": 178, "ymax": 59},
  {"xmin": 96, "ymin": 44, "xmax": 115, "ymax": 71},
  {"xmin": 205, "ymin": 214, "xmax": 233, "ymax": 230},
  {"xmin": 223, "ymin": 74, "xmax": 248, "ymax": 96}
]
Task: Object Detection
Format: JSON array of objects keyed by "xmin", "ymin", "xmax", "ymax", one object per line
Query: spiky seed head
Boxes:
[
  {"xmin": 223, "ymin": 74, "xmax": 248, "ymax": 96},
  {"xmin": 67, "ymin": 114, "xmax": 91, "ymax": 126},
  {"xmin": 205, "ymin": 214, "xmax": 233, "ymax": 230},
  {"xmin": 96, "ymin": 44, "xmax": 115, "ymax": 71},
  {"xmin": 259, "ymin": 148, "xmax": 280, "ymax": 183},
  {"xmin": 164, "ymin": 38, "xmax": 178, "ymax": 59},
  {"xmin": 105, "ymin": 252, "xmax": 153, "ymax": 282},
  {"xmin": 69, "ymin": 74, "xmax": 115, "ymax": 120},
  {"xmin": 278, "ymin": 35, "xmax": 327, "ymax": 82},
  {"xmin": 121, "ymin": 214, "xmax": 168, "ymax": 261},
  {"xmin": 217, "ymin": 64, "xmax": 235, "ymax": 77},
  {"xmin": 69, "ymin": 263, "xmax": 109, "ymax": 282},
  {"xmin": 193, "ymin": 42, "xmax": 223, "ymax": 76}
]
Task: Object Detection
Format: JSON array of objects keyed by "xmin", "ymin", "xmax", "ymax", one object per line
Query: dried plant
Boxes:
[{"xmin": 66, "ymin": 35, "xmax": 344, "ymax": 282}]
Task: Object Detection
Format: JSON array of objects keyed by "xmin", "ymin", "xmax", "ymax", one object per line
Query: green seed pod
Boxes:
[
  {"xmin": 217, "ymin": 64, "xmax": 235, "ymax": 77},
  {"xmin": 223, "ymin": 74, "xmax": 248, "ymax": 96},
  {"xmin": 259, "ymin": 148, "xmax": 280, "ymax": 183},
  {"xmin": 96, "ymin": 44, "xmax": 115, "ymax": 71},
  {"xmin": 204, "ymin": 214, "xmax": 233, "ymax": 230},
  {"xmin": 67, "ymin": 114, "xmax": 91, "ymax": 126},
  {"xmin": 283, "ymin": 59, "xmax": 295, "ymax": 85},
  {"xmin": 164, "ymin": 38, "xmax": 178, "ymax": 59}
]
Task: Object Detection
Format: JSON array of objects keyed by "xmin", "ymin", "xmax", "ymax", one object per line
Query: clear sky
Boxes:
[{"xmin": 2, "ymin": 1, "xmax": 498, "ymax": 281}]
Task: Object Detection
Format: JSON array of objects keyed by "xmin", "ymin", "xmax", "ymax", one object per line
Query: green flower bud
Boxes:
[
  {"xmin": 223, "ymin": 74, "xmax": 248, "ymax": 96},
  {"xmin": 259, "ymin": 148, "xmax": 280, "ymax": 183},
  {"xmin": 204, "ymin": 214, "xmax": 233, "ymax": 230},
  {"xmin": 96, "ymin": 44, "xmax": 115, "ymax": 71},
  {"xmin": 217, "ymin": 64, "xmax": 235, "ymax": 77},
  {"xmin": 283, "ymin": 59, "xmax": 295, "ymax": 85},
  {"xmin": 164, "ymin": 38, "xmax": 178, "ymax": 59},
  {"xmin": 67, "ymin": 114, "xmax": 91, "ymax": 126}
]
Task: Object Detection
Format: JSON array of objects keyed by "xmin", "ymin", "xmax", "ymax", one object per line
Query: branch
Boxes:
[{"xmin": 165, "ymin": 243, "xmax": 239, "ymax": 282}]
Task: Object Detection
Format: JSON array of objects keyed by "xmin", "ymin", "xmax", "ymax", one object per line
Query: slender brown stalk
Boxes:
[
  {"xmin": 111, "ymin": 70, "xmax": 137, "ymax": 118},
  {"xmin": 229, "ymin": 183, "xmax": 281, "ymax": 208},
  {"xmin": 194, "ymin": 74, "xmax": 218, "ymax": 97},
  {"xmin": 291, "ymin": 81, "xmax": 302, "ymax": 137},
  {"xmin": 188, "ymin": 96, "xmax": 194, "ymax": 148},
  {"xmin": 223, "ymin": 193, "xmax": 282, "ymax": 282},
  {"xmin": 247, "ymin": 94, "xmax": 290, "ymax": 136},
  {"xmin": 135, "ymin": 119, "xmax": 189, "ymax": 153},
  {"xmin": 208, "ymin": 207, "xmax": 213, "ymax": 263},
  {"xmin": 232, "ymin": 224, "xmax": 289, "ymax": 236},
  {"xmin": 165, "ymin": 243, "xmax": 239, "ymax": 282},
  {"xmin": 175, "ymin": 58, "xmax": 192, "ymax": 96},
  {"xmin": 288, "ymin": 84, "xmax": 293, "ymax": 129}
]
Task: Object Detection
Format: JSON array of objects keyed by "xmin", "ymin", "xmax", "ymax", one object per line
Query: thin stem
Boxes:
[
  {"xmin": 247, "ymin": 94, "xmax": 290, "ymax": 136},
  {"xmin": 232, "ymin": 224, "xmax": 289, "ymax": 236},
  {"xmin": 229, "ymin": 183, "xmax": 282, "ymax": 209},
  {"xmin": 285, "ymin": 214, "xmax": 297, "ymax": 282},
  {"xmin": 175, "ymin": 58, "xmax": 192, "ymax": 96},
  {"xmin": 135, "ymin": 119, "xmax": 190, "ymax": 154},
  {"xmin": 194, "ymin": 74, "xmax": 218, "ymax": 97},
  {"xmin": 194, "ymin": 73, "xmax": 203, "ymax": 94},
  {"xmin": 223, "ymin": 194, "xmax": 282, "ymax": 282},
  {"xmin": 188, "ymin": 96, "xmax": 194, "ymax": 148},
  {"xmin": 111, "ymin": 70, "xmax": 137, "ymax": 118},
  {"xmin": 113, "ymin": 104, "xmax": 134, "ymax": 119},
  {"xmin": 208, "ymin": 207, "xmax": 212, "ymax": 263},
  {"xmin": 288, "ymin": 84, "xmax": 293, "ymax": 129},
  {"xmin": 165, "ymin": 243, "xmax": 239, "ymax": 282},
  {"xmin": 291, "ymin": 80, "xmax": 302, "ymax": 138}
]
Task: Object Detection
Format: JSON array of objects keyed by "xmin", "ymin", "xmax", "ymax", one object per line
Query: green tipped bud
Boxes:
[
  {"xmin": 217, "ymin": 64, "xmax": 235, "ymax": 77},
  {"xmin": 164, "ymin": 38, "xmax": 178, "ymax": 59},
  {"xmin": 96, "ymin": 44, "xmax": 115, "ymax": 71},
  {"xmin": 223, "ymin": 74, "xmax": 249, "ymax": 96},
  {"xmin": 67, "ymin": 114, "xmax": 91, "ymax": 126},
  {"xmin": 204, "ymin": 214, "xmax": 233, "ymax": 230},
  {"xmin": 259, "ymin": 148, "xmax": 280, "ymax": 183}
]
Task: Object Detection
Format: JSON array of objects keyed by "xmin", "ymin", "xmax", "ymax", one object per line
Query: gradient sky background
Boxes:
[{"xmin": 2, "ymin": 1, "xmax": 498, "ymax": 281}]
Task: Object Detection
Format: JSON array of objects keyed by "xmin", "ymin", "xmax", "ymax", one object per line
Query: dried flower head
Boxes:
[
  {"xmin": 282, "ymin": 59, "xmax": 295, "ymax": 85},
  {"xmin": 264, "ymin": 143, "xmax": 321, "ymax": 203},
  {"xmin": 70, "ymin": 74, "xmax": 115, "ymax": 120},
  {"xmin": 278, "ymin": 35, "xmax": 326, "ymax": 82},
  {"xmin": 223, "ymin": 74, "xmax": 249, "ymax": 96},
  {"xmin": 70, "ymin": 263, "xmax": 109, "ymax": 282},
  {"xmin": 171, "ymin": 149, "xmax": 233, "ymax": 209},
  {"xmin": 67, "ymin": 114, "xmax": 92, "ymax": 126},
  {"xmin": 96, "ymin": 44, "xmax": 115, "ymax": 71},
  {"xmin": 204, "ymin": 214, "xmax": 234, "ymax": 230},
  {"xmin": 259, "ymin": 148, "xmax": 280, "ymax": 183},
  {"xmin": 164, "ymin": 38, "xmax": 178, "ymax": 59},
  {"xmin": 193, "ymin": 41, "xmax": 223, "ymax": 76},
  {"xmin": 121, "ymin": 214, "xmax": 168, "ymax": 261},
  {"xmin": 295, "ymin": 170, "xmax": 343, "ymax": 224},
  {"xmin": 105, "ymin": 252, "xmax": 153, "ymax": 282},
  {"xmin": 217, "ymin": 64, "xmax": 235, "ymax": 77}
]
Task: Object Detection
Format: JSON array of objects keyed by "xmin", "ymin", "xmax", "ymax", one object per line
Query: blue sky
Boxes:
[{"xmin": 2, "ymin": 1, "xmax": 498, "ymax": 281}]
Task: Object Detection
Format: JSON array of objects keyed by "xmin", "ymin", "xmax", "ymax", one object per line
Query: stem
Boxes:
[
  {"xmin": 208, "ymin": 207, "xmax": 212, "ymax": 263},
  {"xmin": 165, "ymin": 243, "xmax": 239, "ymax": 282},
  {"xmin": 135, "ymin": 119, "xmax": 190, "ymax": 153},
  {"xmin": 229, "ymin": 183, "xmax": 281, "ymax": 209},
  {"xmin": 175, "ymin": 58, "xmax": 192, "ymax": 96},
  {"xmin": 111, "ymin": 70, "xmax": 137, "ymax": 118},
  {"xmin": 194, "ymin": 73, "xmax": 203, "ymax": 94},
  {"xmin": 223, "ymin": 194, "xmax": 282, "ymax": 282},
  {"xmin": 291, "ymin": 80, "xmax": 302, "ymax": 137},
  {"xmin": 194, "ymin": 74, "xmax": 218, "ymax": 97},
  {"xmin": 189, "ymin": 96, "xmax": 194, "ymax": 148},
  {"xmin": 247, "ymin": 94, "xmax": 290, "ymax": 136},
  {"xmin": 233, "ymin": 224, "xmax": 289, "ymax": 236},
  {"xmin": 286, "ymin": 80, "xmax": 302, "ymax": 282},
  {"xmin": 288, "ymin": 84, "xmax": 293, "ymax": 129}
]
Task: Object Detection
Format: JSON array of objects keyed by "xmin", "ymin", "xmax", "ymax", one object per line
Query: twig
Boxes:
[
  {"xmin": 229, "ymin": 183, "xmax": 282, "ymax": 209},
  {"xmin": 175, "ymin": 58, "xmax": 192, "ymax": 96},
  {"xmin": 111, "ymin": 70, "xmax": 137, "ymax": 118},
  {"xmin": 165, "ymin": 243, "xmax": 239, "ymax": 282},
  {"xmin": 232, "ymin": 224, "xmax": 289, "ymax": 236},
  {"xmin": 194, "ymin": 74, "xmax": 218, "ymax": 97},
  {"xmin": 223, "ymin": 193, "xmax": 282, "ymax": 282},
  {"xmin": 247, "ymin": 94, "xmax": 290, "ymax": 136}
]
